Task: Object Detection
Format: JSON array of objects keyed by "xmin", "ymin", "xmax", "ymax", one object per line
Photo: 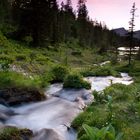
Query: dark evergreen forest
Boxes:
[{"xmin": 0, "ymin": 0, "xmax": 121, "ymax": 53}]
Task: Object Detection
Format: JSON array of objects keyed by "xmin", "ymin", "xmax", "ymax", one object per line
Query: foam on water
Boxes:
[{"xmin": 85, "ymin": 73, "xmax": 133, "ymax": 91}]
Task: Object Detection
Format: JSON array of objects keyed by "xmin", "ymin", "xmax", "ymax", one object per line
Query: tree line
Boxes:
[{"xmin": 0, "ymin": 0, "xmax": 121, "ymax": 53}]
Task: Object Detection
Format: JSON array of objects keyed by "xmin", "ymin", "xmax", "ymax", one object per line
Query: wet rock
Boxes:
[
  {"xmin": 0, "ymin": 104, "xmax": 11, "ymax": 113},
  {"xmin": 100, "ymin": 61, "xmax": 110, "ymax": 66},
  {"xmin": 0, "ymin": 104, "xmax": 15, "ymax": 122},
  {"xmin": 0, "ymin": 113, "xmax": 9, "ymax": 121},
  {"xmin": 54, "ymin": 88, "xmax": 93, "ymax": 103},
  {"xmin": 0, "ymin": 126, "xmax": 33, "ymax": 140},
  {"xmin": 75, "ymin": 97, "xmax": 86, "ymax": 110},
  {"xmin": 0, "ymin": 98, "xmax": 9, "ymax": 106},
  {"xmin": 32, "ymin": 128, "xmax": 64, "ymax": 140},
  {"xmin": 0, "ymin": 88, "xmax": 46, "ymax": 106},
  {"xmin": 0, "ymin": 122, "xmax": 4, "ymax": 127}
]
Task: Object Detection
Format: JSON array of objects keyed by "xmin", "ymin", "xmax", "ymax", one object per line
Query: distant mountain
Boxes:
[
  {"xmin": 112, "ymin": 28, "xmax": 128, "ymax": 37},
  {"xmin": 112, "ymin": 28, "xmax": 140, "ymax": 40},
  {"xmin": 134, "ymin": 30, "xmax": 140, "ymax": 39}
]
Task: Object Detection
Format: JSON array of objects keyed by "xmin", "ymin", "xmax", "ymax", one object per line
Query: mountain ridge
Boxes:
[{"xmin": 112, "ymin": 27, "xmax": 140, "ymax": 39}]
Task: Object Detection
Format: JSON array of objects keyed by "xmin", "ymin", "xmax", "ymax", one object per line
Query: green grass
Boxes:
[
  {"xmin": 104, "ymin": 83, "xmax": 136, "ymax": 101},
  {"xmin": 79, "ymin": 65, "xmax": 120, "ymax": 77},
  {"xmin": 0, "ymin": 71, "xmax": 50, "ymax": 90}
]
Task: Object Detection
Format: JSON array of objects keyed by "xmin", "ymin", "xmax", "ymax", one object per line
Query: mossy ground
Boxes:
[{"xmin": 0, "ymin": 127, "xmax": 33, "ymax": 140}]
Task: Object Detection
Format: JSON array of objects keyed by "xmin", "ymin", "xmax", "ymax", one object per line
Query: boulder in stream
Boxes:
[
  {"xmin": 32, "ymin": 128, "xmax": 64, "ymax": 140},
  {"xmin": 0, "ymin": 104, "xmax": 15, "ymax": 122},
  {"xmin": 0, "ymin": 126, "xmax": 33, "ymax": 140},
  {"xmin": 0, "ymin": 87, "xmax": 46, "ymax": 106}
]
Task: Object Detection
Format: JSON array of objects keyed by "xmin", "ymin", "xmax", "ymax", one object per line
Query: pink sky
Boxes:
[{"xmin": 58, "ymin": 0, "xmax": 140, "ymax": 30}]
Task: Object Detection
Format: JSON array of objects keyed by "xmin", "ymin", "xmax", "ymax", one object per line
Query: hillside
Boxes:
[{"xmin": 112, "ymin": 27, "xmax": 128, "ymax": 37}]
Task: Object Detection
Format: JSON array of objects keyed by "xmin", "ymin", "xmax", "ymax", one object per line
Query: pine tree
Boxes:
[
  {"xmin": 77, "ymin": 0, "xmax": 88, "ymax": 46},
  {"xmin": 128, "ymin": 2, "xmax": 137, "ymax": 65},
  {"xmin": 65, "ymin": 0, "xmax": 72, "ymax": 12},
  {"xmin": 10, "ymin": 0, "xmax": 119, "ymax": 50},
  {"xmin": 59, "ymin": 0, "xmax": 75, "ymax": 42},
  {"xmin": 12, "ymin": 0, "xmax": 59, "ymax": 46},
  {"xmin": 77, "ymin": 0, "xmax": 88, "ymax": 20},
  {"xmin": 0, "ymin": 0, "xmax": 11, "ymax": 24}
]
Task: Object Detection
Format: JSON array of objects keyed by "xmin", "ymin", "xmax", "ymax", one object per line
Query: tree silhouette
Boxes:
[
  {"xmin": 7, "ymin": 0, "xmax": 119, "ymax": 51},
  {"xmin": 128, "ymin": 2, "xmax": 137, "ymax": 65}
]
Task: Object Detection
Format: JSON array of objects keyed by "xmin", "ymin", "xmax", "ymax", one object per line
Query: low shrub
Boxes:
[
  {"xmin": 39, "ymin": 72, "xmax": 53, "ymax": 88},
  {"xmin": 95, "ymin": 66, "xmax": 119, "ymax": 77},
  {"xmin": 93, "ymin": 91, "xmax": 107, "ymax": 104},
  {"xmin": 51, "ymin": 65, "xmax": 69, "ymax": 82},
  {"xmin": 80, "ymin": 67, "xmax": 97, "ymax": 77},
  {"xmin": 104, "ymin": 84, "xmax": 132, "ymax": 101},
  {"xmin": 80, "ymin": 66, "xmax": 119, "ymax": 77},
  {"xmin": 63, "ymin": 73, "xmax": 91, "ymax": 89}
]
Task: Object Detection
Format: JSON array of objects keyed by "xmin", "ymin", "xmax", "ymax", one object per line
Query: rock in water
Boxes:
[
  {"xmin": 32, "ymin": 128, "xmax": 64, "ymax": 140},
  {"xmin": 0, "ymin": 126, "xmax": 33, "ymax": 140},
  {"xmin": 0, "ymin": 88, "xmax": 45, "ymax": 106},
  {"xmin": 75, "ymin": 97, "xmax": 86, "ymax": 110},
  {"xmin": 0, "ymin": 104, "xmax": 15, "ymax": 122}
]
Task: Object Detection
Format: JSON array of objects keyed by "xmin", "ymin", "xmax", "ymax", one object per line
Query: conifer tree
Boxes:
[
  {"xmin": 10, "ymin": 0, "xmax": 119, "ymax": 50},
  {"xmin": 128, "ymin": 2, "xmax": 137, "ymax": 65},
  {"xmin": 0, "ymin": 0, "xmax": 11, "ymax": 24},
  {"xmin": 77, "ymin": 0, "xmax": 88, "ymax": 20},
  {"xmin": 12, "ymin": 0, "xmax": 59, "ymax": 46},
  {"xmin": 77, "ymin": 0, "xmax": 88, "ymax": 46}
]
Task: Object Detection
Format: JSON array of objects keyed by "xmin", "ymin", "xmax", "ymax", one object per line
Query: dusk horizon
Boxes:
[{"xmin": 58, "ymin": 0, "xmax": 140, "ymax": 30}]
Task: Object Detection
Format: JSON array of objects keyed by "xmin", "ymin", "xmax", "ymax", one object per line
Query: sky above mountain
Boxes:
[{"xmin": 58, "ymin": 0, "xmax": 140, "ymax": 30}]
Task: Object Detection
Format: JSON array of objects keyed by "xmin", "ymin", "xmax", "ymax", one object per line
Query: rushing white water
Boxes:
[
  {"xmin": 0, "ymin": 73, "xmax": 133, "ymax": 140},
  {"xmin": 6, "ymin": 97, "xmax": 80, "ymax": 140},
  {"xmin": 3, "ymin": 87, "xmax": 93, "ymax": 140},
  {"xmin": 85, "ymin": 73, "xmax": 133, "ymax": 91},
  {"xmin": 118, "ymin": 47, "xmax": 139, "ymax": 56}
]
